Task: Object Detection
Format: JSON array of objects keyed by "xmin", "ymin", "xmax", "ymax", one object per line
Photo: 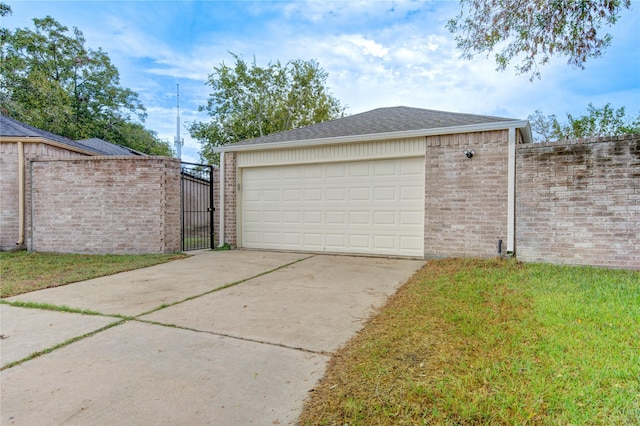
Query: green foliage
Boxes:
[
  {"xmin": 447, "ymin": 0, "xmax": 632, "ymax": 80},
  {"xmin": 528, "ymin": 103, "xmax": 640, "ymax": 142},
  {"xmin": 0, "ymin": 2, "xmax": 11, "ymax": 17},
  {"xmin": 0, "ymin": 15, "xmax": 172, "ymax": 155},
  {"xmin": 190, "ymin": 53, "xmax": 345, "ymax": 164}
]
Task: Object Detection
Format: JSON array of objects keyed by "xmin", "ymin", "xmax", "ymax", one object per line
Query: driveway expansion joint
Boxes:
[
  {"xmin": 134, "ymin": 254, "xmax": 317, "ymax": 318},
  {"xmin": 0, "ymin": 319, "xmax": 127, "ymax": 371},
  {"xmin": 134, "ymin": 318, "xmax": 332, "ymax": 357}
]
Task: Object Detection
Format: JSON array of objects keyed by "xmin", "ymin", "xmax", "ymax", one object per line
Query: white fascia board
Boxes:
[{"xmin": 214, "ymin": 120, "xmax": 531, "ymax": 153}]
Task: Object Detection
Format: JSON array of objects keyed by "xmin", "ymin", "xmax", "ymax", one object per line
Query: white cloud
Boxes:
[{"xmin": 345, "ymin": 35, "xmax": 389, "ymax": 58}]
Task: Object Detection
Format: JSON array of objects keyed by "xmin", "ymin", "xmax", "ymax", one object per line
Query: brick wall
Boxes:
[
  {"xmin": 1, "ymin": 142, "xmax": 90, "ymax": 250},
  {"xmin": 516, "ymin": 135, "xmax": 640, "ymax": 269},
  {"xmin": 222, "ymin": 152, "xmax": 237, "ymax": 247},
  {"xmin": 424, "ymin": 130, "xmax": 510, "ymax": 258},
  {"xmin": 0, "ymin": 143, "xmax": 20, "ymax": 248},
  {"xmin": 29, "ymin": 156, "xmax": 181, "ymax": 254}
]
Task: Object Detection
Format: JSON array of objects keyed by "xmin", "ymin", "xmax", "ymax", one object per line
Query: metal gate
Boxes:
[{"xmin": 180, "ymin": 162, "xmax": 214, "ymax": 251}]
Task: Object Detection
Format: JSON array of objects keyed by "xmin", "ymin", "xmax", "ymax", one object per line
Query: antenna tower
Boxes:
[{"xmin": 174, "ymin": 84, "xmax": 184, "ymax": 159}]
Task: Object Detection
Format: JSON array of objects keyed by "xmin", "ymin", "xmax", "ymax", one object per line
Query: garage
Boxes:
[
  {"xmin": 216, "ymin": 106, "xmax": 531, "ymax": 259},
  {"xmin": 240, "ymin": 157, "xmax": 425, "ymax": 257}
]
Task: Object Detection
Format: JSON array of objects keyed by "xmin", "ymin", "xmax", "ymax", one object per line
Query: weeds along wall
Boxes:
[
  {"xmin": 516, "ymin": 135, "xmax": 639, "ymax": 269},
  {"xmin": 28, "ymin": 156, "xmax": 181, "ymax": 254}
]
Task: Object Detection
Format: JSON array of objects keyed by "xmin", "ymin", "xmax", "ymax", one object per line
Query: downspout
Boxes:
[
  {"xmin": 507, "ymin": 127, "xmax": 516, "ymax": 255},
  {"xmin": 16, "ymin": 141, "xmax": 25, "ymax": 246},
  {"xmin": 218, "ymin": 152, "xmax": 225, "ymax": 247}
]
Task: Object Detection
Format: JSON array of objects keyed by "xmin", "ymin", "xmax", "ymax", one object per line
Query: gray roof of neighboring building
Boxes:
[
  {"xmin": 0, "ymin": 115, "xmax": 142, "ymax": 156},
  {"xmin": 76, "ymin": 138, "xmax": 145, "ymax": 156},
  {"xmin": 230, "ymin": 106, "xmax": 524, "ymax": 147}
]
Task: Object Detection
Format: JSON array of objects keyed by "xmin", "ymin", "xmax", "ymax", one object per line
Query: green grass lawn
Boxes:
[
  {"xmin": 299, "ymin": 258, "xmax": 640, "ymax": 425},
  {"xmin": 0, "ymin": 251, "xmax": 187, "ymax": 298}
]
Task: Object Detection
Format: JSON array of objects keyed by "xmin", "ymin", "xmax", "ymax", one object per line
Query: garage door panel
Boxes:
[
  {"xmin": 373, "ymin": 235, "xmax": 395, "ymax": 249},
  {"xmin": 283, "ymin": 189, "xmax": 301, "ymax": 201},
  {"xmin": 262, "ymin": 210, "xmax": 280, "ymax": 223},
  {"xmin": 349, "ymin": 234, "xmax": 370, "ymax": 248},
  {"xmin": 374, "ymin": 162, "xmax": 395, "ymax": 176},
  {"xmin": 282, "ymin": 211, "xmax": 301, "ymax": 224},
  {"xmin": 327, "ymin": 164, "xmax": 346, "ymax": 177},
  {"xmin": 304, "ymin": 188, "xmax": 323, "ymax": 201},
  {"xmin": 262, "ymin": 189, "xmax": 280, "ymax": 202},
  {"xmin": 400, "ymin": 185, "xmax": 423, "ymax": 200},
  {"xmin": 326, "ymin": 211, "xmax": 345, "ymax": 224},
  {"xmin": 400, "ymin": 160, "xmax": 424, "ymax": 175},
  {"xmin": 244, "ymin": 189, "xmax": 262, "ymax": 202},
  {"xmin": 349, "ymin": 163, "xmax": 370, "ymax": 177},
  {"xmin": 281, "ymin": 168, "xmax": 301, "ymax": 179},
  {"xmin": 282, "ymin": 233, "xmax": 301, "ymax": 245},
  {"xmin": 326, "ymin": 188, "xmax": 346, "ymax": 201},
  {"xmin": 326, "ymin": 234, "xmax": 346, "ymax": 247},
  {"xmin": 304, "ymin": 166, "xmax": 323, "ymax": 179},
  {"xmin": 241, "ymin": 157, "xmax": 424, "ymax": 257},
  {"xmin": 374, "ymin": 187, "xmax": 396, "ymax": 201},
  {"xmin": 349, "ymin": 187, "xmax": 370, "ymax": 201},
  {"xmin": 349, "ymin": 211, "xmax": 369, "ymax": 225},
  {"xmin": 304, "ymin": 233, "xmax": 323, "ymax": 247},
  {"xmin": 400, "ymin": 235, "xmax": 423, "ymax": 250},
  {"xmin": 374, "ymin": 211, "xmax": 395, "ymax": 225},
  {"xmin": 303, "ymin": 211, "xmax": 322, "ymax": 224},
  {"xmin": 400, "ymin": 211, "xmax": 423, "ymax": 225}
]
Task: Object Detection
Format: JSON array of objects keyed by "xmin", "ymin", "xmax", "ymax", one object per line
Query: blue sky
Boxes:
[{"xmin": 4, "ymin": 0, "xmax": 640, "ymax": 162}]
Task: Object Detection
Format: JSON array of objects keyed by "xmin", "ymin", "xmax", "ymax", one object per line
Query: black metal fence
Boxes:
[{"xmin": 180, "ymin": 162, "xmax": 214, "ymax": 251}]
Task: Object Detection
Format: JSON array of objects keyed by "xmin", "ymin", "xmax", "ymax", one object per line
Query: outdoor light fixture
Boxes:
[{"xmin": 463, "ymin": 149, "xmax": 475, "ymax": 158}]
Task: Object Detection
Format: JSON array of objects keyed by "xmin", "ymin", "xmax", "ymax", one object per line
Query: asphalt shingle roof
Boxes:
[
  {"xmin": 1, "ymin": 115, "xmax": 141, "ymax": 156},
  {"xmin": 76, "ymin": 138, "xmax": 145, "ymax": 156},
  {"xmin": 232, "ymin": 106, "xmax": 520, "ymax": 147}
]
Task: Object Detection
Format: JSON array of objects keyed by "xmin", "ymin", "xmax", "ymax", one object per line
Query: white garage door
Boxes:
[{"xmin": 240, "ymin": 157, "xmax": 425, "ymax": 257}]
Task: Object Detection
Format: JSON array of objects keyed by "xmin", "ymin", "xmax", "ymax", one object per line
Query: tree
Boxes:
[
  {"xmin": 447, "ymin": 0, "xmax": 632, "ymax": 80},
  {"xmin": 189, "ymin": 53, "xmax": 345, "ymax": 164},
  {"xmin": 0, "ymin": 15, "xmax": 172, "ymax": 156},
  {"xmin": 528, "ymin": 103, "xmax": 640, "ymax": 142},
  {"xmin": 0, "ymin": 2, "xmax": 11, "ymax": 17}
]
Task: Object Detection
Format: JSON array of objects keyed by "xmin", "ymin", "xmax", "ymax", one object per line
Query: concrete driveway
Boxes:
[{"xmin": 1, "ymin": 250, "xmax": 424, "ymax": 425}]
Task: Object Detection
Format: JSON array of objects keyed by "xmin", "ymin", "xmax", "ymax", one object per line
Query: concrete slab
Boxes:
[
  {"xmin": 6, "ymin": 250, "xmax": 308, "ymax": 317},
  {"xmin": 142, "ymin": 255, "xmax": 425, "ymax": 353},
  {"xmin": 1, "ymin": 321, "xmax": 328, "ymax": 425},
  {"xmin": 0, "ymin": 304, "xmax": 117, "ymax": 368}
]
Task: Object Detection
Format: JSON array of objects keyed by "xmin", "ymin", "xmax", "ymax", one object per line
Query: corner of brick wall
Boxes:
[
  {"xmin": 424, "ymin": 130, "xmax": 509, "ymax": 258},
  {"xmin": 516, "ymin": 134, "xmax": 640, "ymax": 269},
  {"xmin": 0, "ymin": 143, "xmax": 20, "ymax": 249},
  {"xmin": 161, "ymin": 157, "xmax": 181, "ymax": 253},
  {"xmin": 223, "ymin": 153, "xmax": 237, "ymax": 247}
]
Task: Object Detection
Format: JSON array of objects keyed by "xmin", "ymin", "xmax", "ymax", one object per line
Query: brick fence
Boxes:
[
  {"xmin": 11, "ymin": 135, "xmax": 639, "ymax": 267},
  {"xmin": 516, "ymin": 135, "xmax": 639, "ymax": 269},
  {"xmin": 29, "ymin": 156, "xmax": 181, "ymax": 254}
]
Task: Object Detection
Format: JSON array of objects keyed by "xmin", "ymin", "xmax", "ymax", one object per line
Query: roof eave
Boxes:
[{"xmin": 215, "ymin": 120, "xmax": 532, "ymax": 153}]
